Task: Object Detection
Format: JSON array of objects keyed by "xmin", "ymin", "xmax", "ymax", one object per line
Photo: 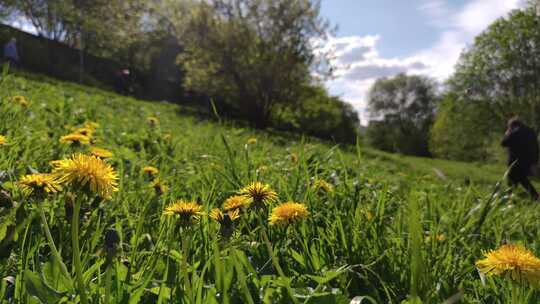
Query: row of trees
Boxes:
[
  {"xmin": 365, "ymin": 5, "xmax": 540, "ymax": 162},
  {"xmin": 0, "ymin": 0, "xmax": 360, "ymax": 143}
]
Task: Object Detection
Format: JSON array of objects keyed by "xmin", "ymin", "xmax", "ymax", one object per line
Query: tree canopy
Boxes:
[
  {"xmin": 366, "ymin": 73, "xmax": 439, "ymax": 156},
  {"xmin": 430, "ymin": 7, "xmax": 540, "ymax": 161},
  {"xmin": 177, "ymin": 0, "xmax": 332, "ymax": 128}
]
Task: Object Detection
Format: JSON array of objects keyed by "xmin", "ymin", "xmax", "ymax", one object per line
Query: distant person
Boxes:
[
  {"xmin": 501, "ymin": 117, "xmax": 539, "ymax": 200},
  {"xmin": 114, "ymin": 68, "xmax": 131, "ymax": 95},
  {"xmin": 3, "ymin": 38, "xmax": 19, "ymax": 68}
]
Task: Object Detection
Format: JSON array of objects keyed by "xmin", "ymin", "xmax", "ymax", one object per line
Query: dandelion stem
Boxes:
[
  {"xmin": 104, "ymin": 259, "xmax": 113, "ymax": 304},
  {"xmin": 258, "ymin": 217, "xmax": 299, "ymax": 304},
  {"xmin": 37, "ymin": 201, "xmax": 72, "ymax": 284},
  {"xmin": 181, "ymin": 233, "xmax": 193, "ymax": 302},
  {"xmin": 72, "ymin": 198, "xmax": 89, "ymax": 304}
]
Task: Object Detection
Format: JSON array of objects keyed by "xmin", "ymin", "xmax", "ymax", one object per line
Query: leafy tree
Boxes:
[
  {"xmin": 177, "ymin": 0, "xmax": 332, "ymax": 128},
  {"xmin": 437, "ymin": 7, "xmax": 540, "ymax": 161},
  {"xmin": 448, "ymin": 8, "xmax": 540, "ymax": 130},
  {"xmin": 429, "ymin": 93, "xmax": 495, "ymax": 161},
  {"xmin": 0, "ymin": 0, "xmax": 154, "ymax": 63},
  {"xmin": 272, "ymin": 85, "xmax": 360, "ymax": 143},
  {"xmin": 366, "ymin": 73, "xmax": 439, "ymax": 156}
]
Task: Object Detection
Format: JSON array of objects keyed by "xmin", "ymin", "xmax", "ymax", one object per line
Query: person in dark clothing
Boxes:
[
  {"xmin": 501, "ymin": 117, "xmax": 539, "ymax": 200},
  {"xmin": 114, "ymin": 68, "xmax": 131, "ymax": 95},
  {"xmin": 3, "ymin": 38, "xmax": 19, "ymax": 68}
]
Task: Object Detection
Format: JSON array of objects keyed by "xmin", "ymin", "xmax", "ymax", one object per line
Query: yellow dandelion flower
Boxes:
[
  {"xmin": 89, "ymin": 147, "xmax": 113, "ymax": 159},
  {"xmin": 73, "ymin": 127, "xmax": 94, "ymax": 137},
  {"xmin": 163, "ymin": 200, "xmax": 203, "ymax": 226},
  {"xmin": 162, "ymin": 133, "xmax": 172, "ymax": 141},
  {"xmin": 313, "ymin": 179, "xmax": 334, "ymax": 193},
  {"xmin": 238, "ymin": 182, "xmax": 278, "ymax": 207},
  {"xmin": 84, "ymin": 121, "xmax": 100, "ymax": 130},
  {"xmin": 147, "ymin": 116, "xmax": 159, "ymax": 127},
  {"xmin": 476, "ymin": 244, "xmax": 540, "ymax": 287},
  {"xmin": 19, "ymin": 173, "xmax": 62, "ymax": 197},
  {"xmin": 11, "ymin": 95, "xmax": 30, "ymax": 107},
  {"xmin": 247, "ymin": 137, "xmax": 257, "ymax": 145},
  {"xmin": 223, "ymin": 195, "xmax": 251, "ymax": 212},
  {"xmin": 51, "ymin": 153, "xmax": 119, "ymax": 199},
  {"xmin": 149, "ymin": 178, "xmax": 168, "ymax": 195},
  {"xmin": 0, "ymin": 135, "xmax": 6, "ymax": 145},
  {"xmin": 210, "ymin": 208, "xmax": 240, "ymax": 239},
  {"xmin": 59, "ymin": 134, "xmax": 91, "ymax": 145},
  {"xmin": 142, "ymin": 166, "xmax": 159, "ymax": 176},
  {"xmin": 209, "ymin": 208, "xmax": 241, "ymax": 223},
  {"xmin": 269, "ymin": 201, "xmax": 309, "ymax": 226},
  {"xmin": 436, "ymin": 234, "xmax": 446, "ymax": 242}
]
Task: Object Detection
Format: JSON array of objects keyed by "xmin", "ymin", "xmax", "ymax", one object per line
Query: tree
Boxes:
[
  {"xmin": 366, "ymin": 73, "xmax": 439, "ymax": 156},
  {"xmin": 437, "ymin": 7, "xmax": 540, "ymax": 161},
  {"xmin": 448, "ymin": 8, "xmax": 540, "ymax": 131},
  {"xmin": 177, "ymin": 0, "xmax": 332, "ymax": 128},
  {"xmin": 272, "ymin": 85, "xmax": 360, "ymax": 143},
  {"xmin": 0, "ymin": 0, "xmax": 153, "ymax": 60},
  {"xmin": 429, "ymin": 93, "xmax": 495, "ymax": 161}
]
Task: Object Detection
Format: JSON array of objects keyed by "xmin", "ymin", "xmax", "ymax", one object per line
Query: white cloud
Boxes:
[{"xmin": 326, "ymin": 0, "xmax": 526, "ymax": 124}]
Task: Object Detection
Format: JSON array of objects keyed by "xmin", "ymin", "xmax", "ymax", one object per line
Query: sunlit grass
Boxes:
[{"xmin": 1, "ymin": 70, "xmax": 540, "ymax": 303}]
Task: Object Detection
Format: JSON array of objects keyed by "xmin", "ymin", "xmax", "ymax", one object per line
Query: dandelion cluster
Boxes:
[
  {"xmin": 51, "ymin": 153, "xmax": 119, "ymax": 199},
  {"xmin": 11, "ymin": 95, "xmax": 30, "ymax": 107},
  {"xmin": 476, "ymin": 244, "xmax": 540, "ymax": 287},
  {"xmin": 60, "ymin": 121, "xmax": 100, "ymax": 146}
]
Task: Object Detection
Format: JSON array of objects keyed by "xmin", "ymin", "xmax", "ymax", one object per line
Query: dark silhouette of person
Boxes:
[
  {"xmin": 3, "ymin": 38, "xmax": 19, "ymax": 68},
  {"xmin": 501, "ymin": 117, "xmax": 539, "ymax": 200},
  {"xmin": 114, "ymin": 68, "xmax": 131, "ymax": 95}
]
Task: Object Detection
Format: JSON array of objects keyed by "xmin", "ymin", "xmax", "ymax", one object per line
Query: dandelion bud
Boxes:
[{"xmin": 104, "ymin": 228, "xmax": 120, "ymax": 255}]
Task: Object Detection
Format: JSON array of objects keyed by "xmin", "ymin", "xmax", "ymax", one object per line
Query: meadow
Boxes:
[{"xmin": 1, "ymin": 70, "xmax": 540, "ymax": 304}]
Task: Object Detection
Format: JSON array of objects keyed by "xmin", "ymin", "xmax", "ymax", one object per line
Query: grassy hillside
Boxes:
[{"xmin": 1, "ymin": 71, "xmax": 540, "ymax": 303}]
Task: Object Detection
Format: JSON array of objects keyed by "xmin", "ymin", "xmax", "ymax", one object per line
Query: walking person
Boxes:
[
  {"xmin": 3, "ymin": 38, "xmax": 19, "ymax": 68},
  {"xmin": 501, "ymin": 117, "xmax": 539, "ymax": 200}
]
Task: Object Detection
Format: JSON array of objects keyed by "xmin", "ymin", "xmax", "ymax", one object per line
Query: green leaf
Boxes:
[
  {"xmin": 24, "ymin": 270, "xmax": 65, "ymax": 303},
  {"xmin": 290, "ymin": 249, "xmax": 306, "ymax": 268},
  {"xmin": 305, "ymin": 265, "xmax": 350, "ymax": 285},
  {"xmin": 42, "ymin": 257, "xmax": 73, "ymax": 292},
  {"xmin": 83, "ymin": 260, "xmax": 104, "ymax": 285},
  {"xmin": 149, "ymin": 286, "xmax": 170, "ymax": 299}
]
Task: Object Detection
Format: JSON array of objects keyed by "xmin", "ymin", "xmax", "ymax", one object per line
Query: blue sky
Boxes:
[{"xmin": 320, "ymin": 0, "xmax": 526, "ymax": 122}]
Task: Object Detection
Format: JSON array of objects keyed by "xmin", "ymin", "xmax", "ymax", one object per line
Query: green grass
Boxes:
[{"xmin": 1, "ymin": 70, "xmax": 540, "ymax": 303}]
